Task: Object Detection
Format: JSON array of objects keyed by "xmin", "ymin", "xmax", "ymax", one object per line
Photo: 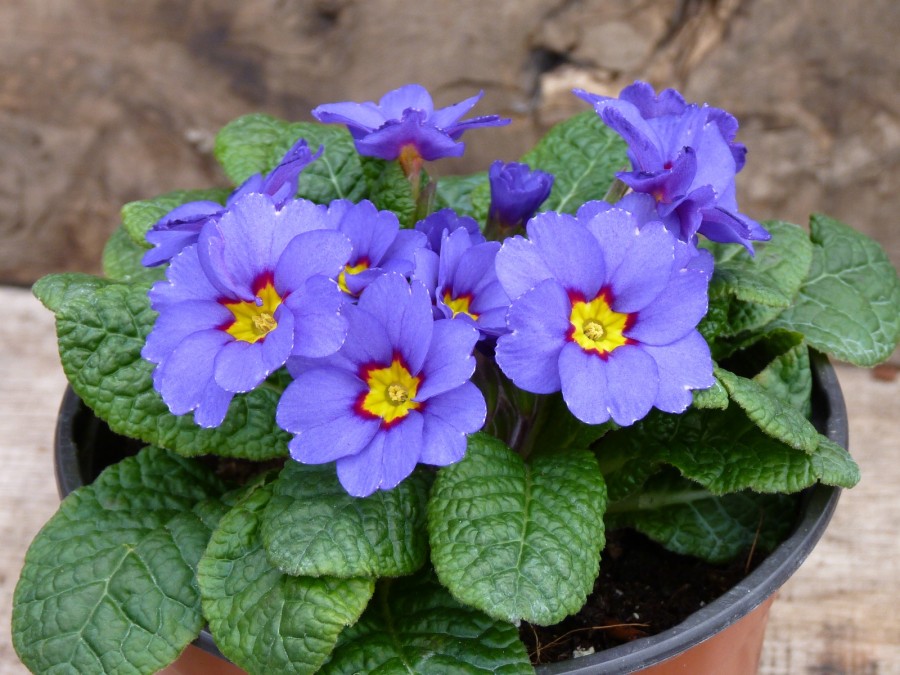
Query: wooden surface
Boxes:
[{"xmin": 0, "ymin": 285, "xmax": 897, "ymax": 674}]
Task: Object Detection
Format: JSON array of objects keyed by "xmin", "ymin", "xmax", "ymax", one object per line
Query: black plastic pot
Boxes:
[{"xmin": 54, "ymin": 353, "xmax": 847, "ymax": 675}]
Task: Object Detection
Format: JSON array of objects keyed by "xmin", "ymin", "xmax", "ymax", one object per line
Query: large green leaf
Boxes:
[
  {"xmin": 12, "ymin": 448, "xmax": 225, "ymax": 675},
  {"xmin": 261, "ymin": 462, "xmax": 430, "ymax": 578},
  {"xmin": 33, "ymin": 273, "xmax": 114, "ymax": 313},
  {"xmin": 198, "ymin": 481, "xmax": 375, "ymax": 675},
  {"xmin": 320, "ymin": 572, "xmax": 532, "ymax": 675},
  {"xmin": 361, "ymin": 156, "xmax": 417, "ymax": 227},
  {"xmin": 433, "ymin": 172, "xmax": 489, "ymax": 221},
  {"xmin": 428, "ymin": 434, "xmax": 607, "ymax": 625},
  {"xmin": 121, "ymin": 188, "xmax": 230, "ymax": 245},
  {"xmin": 215, "ymin": 115, "xmax": 368, "ymax": 204},
  {"xmin": 608, "ymin": 471, "xmax": 798, "ymax": 563},
  {"xmin": 601, "ymin": 406, "xmax": 859, "ymax": 495},
  {"xmin": 773, "ymin": 213, "xmax": 900, "ymax": 365},
  {"xmin": 715, "ymin": 367, "xmax": 819, "ymax": 453},
  {"xmin": 55, "ymin": 281, "xmax": 289, "ymax": 459},
  {"xmin": 521, "ymin": 110, "xmax": 628, "ymax": 213},
  {"xmin": 102, "ymin": 226, "xmax": 166, "ymax": 285}
]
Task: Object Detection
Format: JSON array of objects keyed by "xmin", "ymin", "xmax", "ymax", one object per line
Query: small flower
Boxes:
[
  {"xmin": 142, "ymin": 138, "xmax": 322, "ymax": 266},
  {"xmin": 487, "ymin": 160, "xmax": 554, "ymax": 232},
  {"xmin": 277, "ymin": 273, "xmax": 486, "ymax": 497},
  {"xmin": 494, "ymin": 206, "xmax": 714, "ymax": 426},
  {"xmin": 311, "ymin": 84, "xmax": 510, "ymax": 167},
  {"xmin": 143, "ymin": 193, "xmax": 352, "ymax": 427},
  {"xmin": 326, "ymin": 199, "xmax": 427, "ymax": 297},
  {"xmin": 575, "ymin": 81, "xmax": 769, "ymax": 252},
  {"xmin": 415, "ymin": 208, "xmax": 485, "ymax": 253},
  {"xmin": 414, "ymin": 227, "xmax": 510, "ymax": 338}
]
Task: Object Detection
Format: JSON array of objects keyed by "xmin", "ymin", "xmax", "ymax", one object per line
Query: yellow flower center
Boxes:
[
  {"xmin": 223, "ymin": 280, "xmax": 282, "ymax": 343},
  {"xmin": 443, "ymin": 291, "xmax": 479, "ymax": 321},
  {"xmin": 357, "ymin": 357, "xmax": 422, "ymax": 427},
  {"xmin": 568, "ymin": 290, "xmax": 632, "ymax": 357},
  {"xmin": 338, "ymin": 259, "xmax": 371, "ymax": 295}
]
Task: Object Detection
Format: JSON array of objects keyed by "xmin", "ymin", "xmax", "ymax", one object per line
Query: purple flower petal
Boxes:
[
  {"xmin": 213, "ymin": 306, "xmax": 294, "ymax": 393},
  {"xmin": 495, "ymin": 279, "xmax": 570, "ymax": 394},
  {"xmin": 629, "ymin": 264, "xmax": 711, "ymax": 346},
  {"xmin": 558, "ymin": 344, "xmax": 612, "ymax": 425},
  {"xmin": 335, "ymin": 432, "xmax": 388, "ymax": 497},
  {"xmin": 419, "ymin": 384, "xmax": 486, "ymax": 466},
  {"xmin": 603, "ymin": 221, "xmax": 676, "ymax": 313},
  {"xmin": 148, "ymin": 246, "xmax": 221, "ymax": 308},
  {"xmin": 338, "ymin": 303, "xmax": 394, "ymax": 369},
  {"xmin": 642, "ymin": 331, "xmax": 714, "ymax": 414},
  {"xmin": 527, "ymin": 212, "xmax": 606, "ymax": 298},
  {"xmin": 604, "ymin": 344, "xmax": 659, "ymax": 426},
  {"xmin": 494, "ymin": 235, "xmax": 553, "ymax": 300},
  {"xmin": 142, "ymin": 300, "xmax": 230, "ymax": 364},
  {"xmin": 356, "ymin": 274, "xmax": 433, "ymax": 374},
  {"xmin": 274, "ymin": 229, "xmax": 352, "ymax": 297},
  {"xmin": 376, "ymin": 413, "xmax": 426, "ymax": 491},
  {"xmin": 153, "ymin": 329, "xmax": 233, "ymax": 424},
  {"xmin": 284, "ymin": 276, "xmax": 348, "ymax": 358},
  {"xmin": 417, "ymin": 319, "xmax": 479, "ymax": 400}
]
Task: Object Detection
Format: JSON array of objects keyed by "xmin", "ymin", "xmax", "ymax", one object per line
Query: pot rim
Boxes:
[{"xmin": 53, "ymin": 353, "xmax": 846, "ymax": 674}]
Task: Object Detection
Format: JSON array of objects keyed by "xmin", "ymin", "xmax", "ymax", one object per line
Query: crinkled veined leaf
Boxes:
[
  {"xmin": 692, "ymin": 372, "xmax": 729, "ymax": 410},
  {"xmin": 601, "ymin": 406, "xmax": 859, "ymax": 495},
  {"xmin": 215, "ymin": 115, "xmax": 368, "ymax": 204},
  {"xmin": 428, "ymin": 433, "xmax": 607, "ymax": 625},
  {"xmin": 12, "ymin": 447, "xmax": 226, "ymax": 675},
  {"xmin": 121, "ymin": 188, "xmax": 230, "ymax": 245},
  {"xmin": 54, "ymin": 281, "xmax": 289, "ymax": 460},
  {"xmin": 608, "ymin": 470, "xmax": 798, "ymax": 563},
  {"xmin": 528, "ymin": 392, "xmax": 615, "ymax": 458},
  {"xmin": 319, "ymin": 572, "xmax": 532, "ymax": 675},
  {"xmin": 434, "ymin": 172, "xmax": 489, "ymax": 221},
  {"xmin": 261, "ymin": 462, "xmax": 430, "ymax": 578},
  {"xmin": 33, "ymin": 272, "xmax": 114, "ymax": 313},
  {"xmin": 102, "ymin": 226, "xmax": 166, "ymax": 285},
  {"xmin": 703, "ymin": 220, "xmax": 814, "ymax": 338},
  {"xmin": 746, "ymin": 331, "xmax": 813, "ymax": 416},
  {"xmin": 773, "ymin": 213, "xmax": 900, "ymax": 366},
  {"xmin": 198, "ymin": 480, "xmax": 375, "ymax": 675},
  {"xmin": 361, "ymin": 156, "xmax": 417, "ymax": 227},
  {"xmin": 716, "ymin": 367, "xmax": 819, "ymax": 452},
  {"xmin": 521, "ymin": 110, "xmax": 628, "ymax": 214}
]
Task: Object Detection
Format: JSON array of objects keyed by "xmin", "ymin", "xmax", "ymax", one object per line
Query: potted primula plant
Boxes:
[{"xmin": 13, "ymin": 81, "xmax": 900, "ymax": 675}]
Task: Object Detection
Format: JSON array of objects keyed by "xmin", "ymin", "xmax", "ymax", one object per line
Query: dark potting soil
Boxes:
[{"xmin": 520, "ymin": 528, "xmax": 763, "ymax": 666}]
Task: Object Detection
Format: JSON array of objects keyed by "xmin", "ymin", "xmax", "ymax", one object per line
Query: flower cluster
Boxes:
[{"xmin": 143, "ymin": 81, "xmax": 759, "ymax": 496}]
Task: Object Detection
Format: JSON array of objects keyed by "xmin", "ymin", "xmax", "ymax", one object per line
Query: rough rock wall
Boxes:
[{"xmin": 1, "ymin": 0, "xmax": 898, "ymax": 283}]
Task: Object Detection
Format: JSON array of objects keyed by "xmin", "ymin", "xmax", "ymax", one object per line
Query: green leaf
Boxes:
[
  {"xmin": 750, "ymin": 332, "xmax": 813, "ymax": 416},
  {"xmin": 521, "ymin": 110, "xmax": 628, "ymax": 214},
  {"xmin": 12, "ymin": 447, "xmax": 225, "ymax": 675},
  {"xmin": 692, "ymin": 373, "xmax": 729, "ymax": 410},
  {"xmin": 261, "ymin": 462, "xmax": 430, "ymax": 578},
  {"xmin": 716, "ymin": 367, "xmax": 819, "ymax": 453},
  {"xmin": 55, "ymin": 282, "xmax": 290, "ymax": 460},
  {"xmin": 434, "ymin": 172, "xmax": 489, "ymax": 221},
  {"xmin": 214, "ymin": 113, "xmax": 302, "ymax": 185},
  {"xmin": 215, "ymin": 115, "xmax": 368, "ymax": 204},
  {"xmin": 772, "ymin": 214, "xmax": 900, "ymax": 366},
  {"xmin": 602, "ymin": 405, "xmax": 854, "ymax": 495},
  {"xmin": 609, "ymin": 471, "xmax": 798, "ymax": 563},
  {"xmin": 811, "ymin": 435, "xmax": 860, "ymax": 488},
  {"xmin": 32, "ymin": 273, "xmax": 114, "ymax": 313},
  {"xmin": 198, "ymin": 481, "xmax": 375, "ymax": 675},
  {"xmin": 705, "ymin": 221, "xmax": 814, "ymax": 337},
  {"xmin": 428, "ymin": 434, "xmax": 607, "ymax": 625},
  {"xmin": 121, "ymin": 188, "xmax": 229, "ymax": 245},
  {"xmin": 361, "ymin": 156, "xmax": 417, "ymax": 226},
  {"xmin": 102, "ymin": 226, "xmax": 166, "ymax": 285},
  {"xmin": 528, "ymin": 393, "xmax": 615, "ymax": 458},
  {"xmin": 320, "ymin": 572, "xmax": 532, "ymax": 675}
]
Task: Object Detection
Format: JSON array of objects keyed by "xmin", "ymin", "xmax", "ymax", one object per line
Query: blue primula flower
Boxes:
[
  {"xmin": 487, "ymin": 160, "xmax": 554, "ymax": 232},
  {"xmin": 415, "ymin": 208, "xmax": 485, "ymax": 254},
  {"xmin": 143, "ymin": 192, "xmax": 352, "ymax": 427},
  {"xmin": 277, "ymin": 272, "xmax": 486, "ymax": 497},
  {"xmin": 494, "ymin": 205, "xmax": 715, "ymax": 426},
  {"xmin": 325, "ymin": 199, "xmax": 427, "ymax": 297},
  {"xmin": 311, "ymin": 84, "xmax": 510, "ymax": 166},
  {"xmin": 414, "ymin": 227, "xmax": 510, "ymax": 338},
  {"xmin": 575, "ymin": 81, "xmax": 769, "ymax": 252},
  {"xmin": 142, "ymin": 138, "xmax": 322, "ymax": 266}
]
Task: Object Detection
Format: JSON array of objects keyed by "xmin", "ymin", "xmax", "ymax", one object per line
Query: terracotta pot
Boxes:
[{"xmin": 54, "ymin": 354, "xmax": 846, "ymax": 675}]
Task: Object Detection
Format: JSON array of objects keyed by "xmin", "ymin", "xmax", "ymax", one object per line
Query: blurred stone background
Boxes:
[{"xmin": 1, "ymin": 0, "xmax": 898, "ymax": 284}]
